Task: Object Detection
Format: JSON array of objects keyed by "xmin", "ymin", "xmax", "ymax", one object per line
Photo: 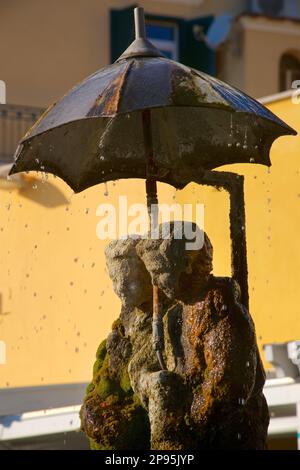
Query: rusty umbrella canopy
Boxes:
[{"xmin": 10, "ymin": 7, "xmax": 296, "ymax": 370}]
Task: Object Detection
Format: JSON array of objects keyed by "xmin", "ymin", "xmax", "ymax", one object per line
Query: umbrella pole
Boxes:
[
  {"xmin": 143, "ymin": 109, "xmax": 166, "ymax": 371},
  {"xmin": 145, "ymin": 178, "xmax": 166, "ymax": 371}
]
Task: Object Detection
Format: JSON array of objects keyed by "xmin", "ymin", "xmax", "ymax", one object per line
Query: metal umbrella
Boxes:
[{"xmin": 10, "ymin": 7, "xmax": 296, "ymax": 369}]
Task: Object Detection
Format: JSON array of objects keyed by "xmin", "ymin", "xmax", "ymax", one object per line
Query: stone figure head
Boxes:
[
  {"xmin": 105, "ymin": 237, "xmax": 152, "ymax": 309},
  {"xmin": 136, "ymin": 221, "xmax": 213, "ymax": 300},
  {"xmin": 105, "ymin": 222, "xmax": 213, "ymax": 307}
]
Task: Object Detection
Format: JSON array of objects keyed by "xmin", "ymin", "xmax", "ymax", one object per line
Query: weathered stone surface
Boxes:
[
  {"xmin": 81, "ymin": 222, "xmax": 269, "ymax": 450},
  {"xmin": 105, "ymin": 237, "xmax": 152, "ymax": 309},
  {"xmin": 135, "ymin": 221, "xmax": 213, "ymax": 299}
]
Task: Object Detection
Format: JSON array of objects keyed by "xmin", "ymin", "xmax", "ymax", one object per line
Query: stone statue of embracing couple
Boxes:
[{"xmin": 81, "ymin": 222, "xmax": 269, "ymax": 450}]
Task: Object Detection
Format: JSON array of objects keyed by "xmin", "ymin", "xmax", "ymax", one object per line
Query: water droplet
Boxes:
[
  {"xmin": 237, "ymin": 433, "xmax": 241, "ymax": 440},
  {"xmin": 68, "ymin": 192, "xmax": 74, "ymax": 203},
  {"xmin": 32, "ymin": 184, "xmax": 38, "ymax": 190},
  {"xmin": 250, "ymin": 157, "xmax": 255, "ymax": 163},
  {"xmin": 99, "ymin": 155, "xmax": 105, "ymax": 161},
  {"xmin": 238, "ymin": 398, "xmax": 245, "ymax": 405},
  {"xmin": 246, "ymin": 361, "xmax": 250, "ymax": 367},
  {"xmin": 236, "ymin": 142, "xmax": 241, "ymax": 148},
  {"xmin": 243, "ymin": 144, "xmax": 247, "ymax": 150},
  {"xmin": 35, "ymin": 158, "xmax": 40, "ymax": 164},
  {"xmin": 229, "ymin": 114, "xmax": 233, "ymax": 136},
  {"xmin": 104, "ymin": 182, "xmax": 109, "ymax": 196}
]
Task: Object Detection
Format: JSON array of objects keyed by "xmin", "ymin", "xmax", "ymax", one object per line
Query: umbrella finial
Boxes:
[{"xmin": 134, "ymin": 7, "xmax": 146, "ymax": 39}]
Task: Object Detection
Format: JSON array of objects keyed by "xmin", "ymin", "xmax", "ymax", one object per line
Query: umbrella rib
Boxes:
[
  {"xmin": 111, "ymin": 60, "xmax": 133, "ymax": 115},
  {"xmin": 87, "ymin": 61, "xmax": 134, "ymax": 117}
]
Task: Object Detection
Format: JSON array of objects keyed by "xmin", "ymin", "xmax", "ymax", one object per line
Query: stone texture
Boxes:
[{"xmin": 81, "ymin": 222, "xmax": 269, "ymax": 450}]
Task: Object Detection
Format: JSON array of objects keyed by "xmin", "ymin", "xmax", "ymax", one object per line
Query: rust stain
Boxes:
[{"xmin": 87, "ymin": 62, "xmax": 133, "ymax": 117}]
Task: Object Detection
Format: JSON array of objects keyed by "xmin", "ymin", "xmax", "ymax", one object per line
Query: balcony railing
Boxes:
[{"xmin": 0, "ymin": 104, "xmax": 44, "ymax": 164}]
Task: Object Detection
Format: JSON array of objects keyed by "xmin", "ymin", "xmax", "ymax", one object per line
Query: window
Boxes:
[
  {"xmin": 145, "ymin": 21, "xmax": 179, "ymax": 60},
  {"xmin": 279, "ymin": 52, "xmax": 300, "ymax": 91},
  {"xmin": 110, "ymin": 6, "xmax": 215, "ymax": 74}
]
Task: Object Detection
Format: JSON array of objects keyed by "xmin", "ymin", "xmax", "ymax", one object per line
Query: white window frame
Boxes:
[{"xmin": 146, "ymin": 20, "xmax": 179, "ymax": 61}]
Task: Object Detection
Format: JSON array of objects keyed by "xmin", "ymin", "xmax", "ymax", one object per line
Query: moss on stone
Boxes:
[
  {"xmin": 93, "ymin": 353, "xmax": 110, "ymax": 383},
  {"xmin": 95, "ymin": 376, "xmax": 121, "ymax": 400},
  {"xmin": 120, "ymin": 367, "xmax": 132, "ymax": 394},
  {"xmin": 92, "ymin": 340, "xmax": 108, "ymax": 379},
  {"xmin": 96, "ymin": 339, "xmax": 107, "ymax": 361},
  {"xmin": 86, "ymin": 382, "xmax": 95, "ymax": 394},
  {"xmin": 89, "ymin": 438, "xmax": 102, "ymax": 450},
  {"xmin": 92, "ymin": 358, "xmax": 102, "ymax": 378}
]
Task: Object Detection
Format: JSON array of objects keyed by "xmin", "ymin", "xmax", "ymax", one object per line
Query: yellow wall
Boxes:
[
  {"xmin": 176, "ymin": 96, "xmax": 300, "ymax": 363},
  {"xmin": 0, "ymin": 176, "xmax": 175, "ymax": 387}
]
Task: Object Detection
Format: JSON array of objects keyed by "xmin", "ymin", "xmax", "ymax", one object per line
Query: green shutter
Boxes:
[
  {"xmin": 179, "ymin": 16, "xmax": 215, "ymax": 74},
  {"xmin": 110, "ymin": 8, "xmax": 215, "ymax": 74},
  {"xmin": 110, "ymin": 5, "xmax": 137, "ymax": 63}
]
